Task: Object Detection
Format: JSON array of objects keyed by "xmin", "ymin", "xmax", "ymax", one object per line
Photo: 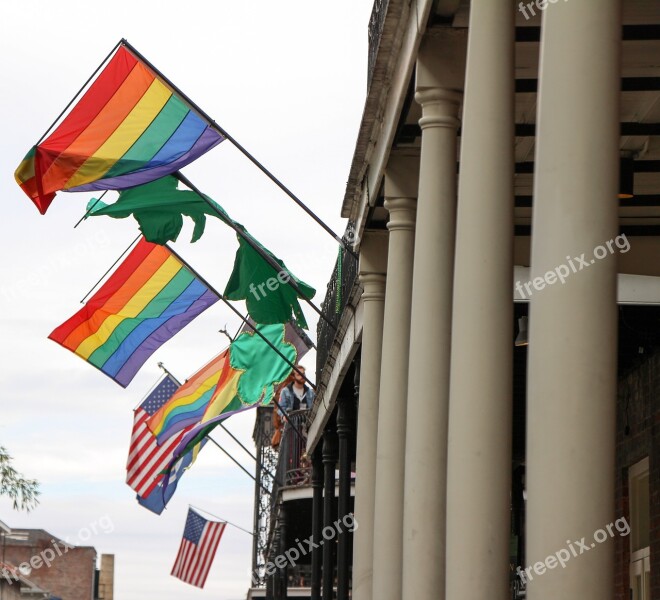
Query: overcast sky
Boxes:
[{"xmin": 0, "ymin": 2, "xmax": 373, "ymax": 598}]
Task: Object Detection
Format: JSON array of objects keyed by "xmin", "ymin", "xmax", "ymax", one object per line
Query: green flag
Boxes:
[
  {"xmin": 87, "ymin": 175, "xmax": 230, "ymax": 244},
  {"xmin": 166, "ymin": 323, "xmax": 303, "ymax": 461},
  {"xmin": 224, "ymin": 234, "xmax": 316, "ymax": 329}
]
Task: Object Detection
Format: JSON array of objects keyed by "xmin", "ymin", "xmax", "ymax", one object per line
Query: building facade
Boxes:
[
  {"xmin": 1, "ymin": 526, "xmax": 114, "ymax": 600},
  {"xmin": 256, "ymin": 1, "xmax": 660, "ymax": 599}
]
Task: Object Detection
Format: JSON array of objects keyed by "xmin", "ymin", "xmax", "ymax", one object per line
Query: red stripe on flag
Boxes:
[
  {"xmin": 126, "ymin": 408, "xmax": 188, "ymax": 498},
  {"xmin": 171, "ymin": 520, "xmax": 225, "ymax": 588},
  {"xmin": 49, "ymin": 239, "xmax": 159, "ymax": 342}
]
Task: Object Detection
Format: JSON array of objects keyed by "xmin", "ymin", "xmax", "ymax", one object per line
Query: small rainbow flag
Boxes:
[
  {"xmin": 49, "ymin": 238, "xmax": 219, "ymax": 387},
  {"xmin": 147, "ymin": 348, "xmax": 242, "ymax": 444},
  {"xmin": 15, "ymin": 43, "xmax": 223, "ymax": 214}
]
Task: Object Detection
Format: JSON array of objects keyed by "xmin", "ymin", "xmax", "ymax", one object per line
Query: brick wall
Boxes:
[
  {"xmin": 2, "ymin": 530, "xmax": 96, "ymax": 600},
  {"xmin": 615, "ymin": 351, "xmax": 660, "ymax": 600}
]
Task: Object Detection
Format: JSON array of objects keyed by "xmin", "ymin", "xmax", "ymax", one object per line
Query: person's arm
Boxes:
[{"xmin": 278, "ymin": 387, "xmax": 290, "ymax": 416}]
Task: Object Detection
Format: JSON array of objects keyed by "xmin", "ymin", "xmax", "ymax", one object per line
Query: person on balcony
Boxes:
[
  {"xmin": 271, "ymin": 366, "xmax": 314, "ymax": 449},
  {"xmin": 278, "ymin": 365, "xmax": 315, "ymax": 414}
]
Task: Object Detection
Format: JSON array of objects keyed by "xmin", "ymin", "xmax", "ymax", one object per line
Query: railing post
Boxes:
[
  {"xmin": 311, "ymin": 447, "xmax": 323, "ymax": 600},
  {"xmin": 322, "ymin": 428, "xmax": 338, "ymax": 600},
  {"xmin": 280, "ymin": 504, "xmax": 288, "ymax": 600}
]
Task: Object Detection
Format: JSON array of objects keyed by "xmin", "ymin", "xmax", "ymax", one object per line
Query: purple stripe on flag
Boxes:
[
  {"xmin": 69, "ymin": 128, "xmax": 223, "ymax": 192},
  {"xmin": 114, "ymin": 290, "xmax": 219, "ymax": 386}
]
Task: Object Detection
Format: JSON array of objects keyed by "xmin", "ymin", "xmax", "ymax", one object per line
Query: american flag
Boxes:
[
  {"xmin": 171, "ymin": 508, "xmax": 226, "ymax": 588},
  {"xmin": 126, "ymin": 375, "xmax": 188, "ymax": 498}
]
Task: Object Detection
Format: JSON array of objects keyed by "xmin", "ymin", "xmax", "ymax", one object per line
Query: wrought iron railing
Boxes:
[
  {"xmin": 315, "ymin": 223, "xmax": 359, "ymax": 384},
  {"xmin": 368, "ymin": 0, "xmax": 389, "ymax": 88},
  {"xmin": 271, "ymin": 409, "xmax": 311, "ymax": 506}
]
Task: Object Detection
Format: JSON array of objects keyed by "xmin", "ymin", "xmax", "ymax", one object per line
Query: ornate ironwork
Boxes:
[
  {"xmin": 368, "ymin": 0, "xmax": 389, "ymax": 88},
  {"xmin": 251, "ymin": 406, "xmax": 279, "ymax": 587},
  {"xmin": 315, "ymin": 222, "xmax": 359, "ymax": 383}
]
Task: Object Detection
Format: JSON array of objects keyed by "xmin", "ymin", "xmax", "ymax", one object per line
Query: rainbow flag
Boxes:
[
  {"xmin": 15, "ymin": 43, "xmax": 223, "ymax": 214},
  {"xmin": 147, "ymin": 348, "xmax": 242, "ymax": 444},
  {"xmin": 49, "ymin": 238, "xmax": 219, "ymax": 387}
]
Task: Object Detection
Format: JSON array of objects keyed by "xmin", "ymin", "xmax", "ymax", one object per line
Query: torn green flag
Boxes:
[
  {"xmin": 87, "ymin": 175, "xmax": 230, "ymax": 244},
  {"xmin": 224, "ymin": 234, "xmax": 316, "ymax": 329}
]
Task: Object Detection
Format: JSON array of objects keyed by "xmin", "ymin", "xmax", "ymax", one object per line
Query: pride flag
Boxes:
[
  {"xmin": 49, "ymin": 238, "xmax": 219, "ymax": 387},
  {"xmin": 15, "ymin": 43, "xmax": 223, "ymax": 214},
  {"xmin": 147, "ymin": 348, "xmax": 242, "ymax": 444}
]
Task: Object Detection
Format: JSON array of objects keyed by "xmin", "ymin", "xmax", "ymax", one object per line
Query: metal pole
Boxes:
[
  {"xmin": 119, "ymin": 38, "xmax": 357, "ymax": 258},
  {"xmin": 173, "ymin": 171, "xmax": 336, "ymax": 332},
  {"xmin": 163, "ymin": 242, "xmax": 317, "ymax": 393}
]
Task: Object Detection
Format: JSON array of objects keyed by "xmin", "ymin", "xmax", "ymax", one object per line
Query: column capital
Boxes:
[
  {"xmin": 415, "ymin": 88, "xmax": 462, "ymax": 131},
  {"xmin": 359, "ymin": 273, "xmax": 386, "ymax": 303},
  {"xmin": 384, "ymin": 198, "xmax": 416, "ymax": 233}
]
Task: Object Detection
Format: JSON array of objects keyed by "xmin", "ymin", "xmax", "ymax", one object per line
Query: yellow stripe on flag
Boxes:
[
  {"xmin": 201, "ymin": 370, "xmax": 242, "ymax": 425},
  {"xmin": 75, "ymin": 256, "xmax": 182, "ymax": 358},
  {"xmin": 65, "ymin": 78, "xmax": 173, "ymax": 189}
]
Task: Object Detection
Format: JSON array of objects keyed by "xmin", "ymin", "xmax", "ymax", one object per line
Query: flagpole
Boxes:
[
  {"xmin": 119, "ymin": 38, "xmax": 358, "ymax": 260},
  {"xmin": 164, "ymin": 242, "xmax": 317, "ymax": 392},
  {"xmin": 37, "ymin": 40, "xmax": 124, "ymax": 146},
  {"xmin": 173, "ymin": 170, "xmax": 336, "ymax": 333},
  {"xmin": 189, "ymin": 505, "xmax": 254, "ymax": 537},
  {"xmin": 79, "ymin": 234, "xmax": 142, "ymax": 303},
  {"xmin": 205, "ymin": 436, "xmax": 274, "ymax": 496},
  {"xmin": 73, "ymin": 190, "xmax": 108, "ymax": 229}
]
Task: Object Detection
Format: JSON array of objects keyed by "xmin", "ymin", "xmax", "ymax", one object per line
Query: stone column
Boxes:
[
  {"xmin": 371, "ymin": 154, "xmax": 417, "ymax": 600},
  {"xmin": 445, "ymin": 1, "xmax": 515, "ymax": 599},
  {"xmin": 526, "ymin": 1, "xmax": 621, "ymax": 599},
  {"xmin": 352, "ymin": 230, "xmax": 387, "ymax": 600},
  {"xmin": 402, "ymin": 30, "xmax": 465, "ymax": 600}
]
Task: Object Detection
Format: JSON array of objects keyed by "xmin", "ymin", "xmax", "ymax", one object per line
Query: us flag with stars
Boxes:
[
  {"xmin": 126, "ymin": 375, "xmax": 190, "ymax": 498},
  {"xmin": 171, "ymin": 508, "xmax": 226, "ymax": 588}
]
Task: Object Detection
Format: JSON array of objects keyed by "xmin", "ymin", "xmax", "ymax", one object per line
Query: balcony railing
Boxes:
[
  {"xmin": 368, "ymin": 0, "xmax": 389, "ymax": 88},
  {"xmin": 271, "ymin": 409, "xmax": 311, "ymax": 505},
  {"xmin": 315, "ymin": 224, "xmax": 359, "ymax": 384}
]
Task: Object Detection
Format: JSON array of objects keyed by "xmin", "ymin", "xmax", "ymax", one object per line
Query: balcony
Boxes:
[
  {"xmin": 314, "ymin": 223, "xmax": 359, "ymax": 387},
  {"xmin": 271, "ymin": 409, "xmax": 311, "ymax": 504}
]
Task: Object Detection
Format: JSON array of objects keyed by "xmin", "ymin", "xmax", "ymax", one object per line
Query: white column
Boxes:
[
  {"xmin": 526, "ymin": 2, "xmax": 621, "ymax": 599},
  {"xmin": 352, "ymin": 231, "xmax": 388, "ymax": 600},
  {"xmin": 371, "ymin": 155, "xmax": 417, "ymax": 600},
  {"xmin": 445, "ymin": 1, "xmax": 515, "ymax": 599},
  {"xmin": 402, "ymin": 31, "xmax": 465, "ymax": 600}
]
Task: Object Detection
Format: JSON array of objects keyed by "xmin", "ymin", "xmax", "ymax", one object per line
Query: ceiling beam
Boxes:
[
  {"xmin": 515, "ymin": 24, "xmax": 660, "ymax": 43},
  {"xmin": 516, "ymin": 77, "xmax": 660, "ymax": 93},
  {"xmin": 516, "ymin": 195, "xmax": 660, "ymax": 209},
  {"xmin": 515, "ymin": 225, "xmax": 660, "ymax": 237}
]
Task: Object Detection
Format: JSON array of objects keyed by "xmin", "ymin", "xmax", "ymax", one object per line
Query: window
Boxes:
[{"xmin": 629, "ymin": 457, "xmax": 650, "ymax": 600}]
